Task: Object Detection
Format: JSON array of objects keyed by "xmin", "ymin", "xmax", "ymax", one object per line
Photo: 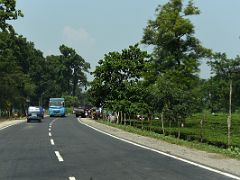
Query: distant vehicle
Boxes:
[
  {"xmin": 73, "ymin": 107, "xmax": 84, "ymax": 117},
  {"xmin": 48, "ymin": 98, "xmax": 65, "ymax": 117},
  {"xmin": 27, "ymin": 106, "xmax": 43, "ymax": 123}
]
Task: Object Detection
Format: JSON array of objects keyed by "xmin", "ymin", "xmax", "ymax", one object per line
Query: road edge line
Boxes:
[
  {"xmin": 78, "ymin": 119, "xmax": 240, "ymax": 180},
  {"xmin": 0, "ymin": 121, "xmax": 24, "ymax": 131}
]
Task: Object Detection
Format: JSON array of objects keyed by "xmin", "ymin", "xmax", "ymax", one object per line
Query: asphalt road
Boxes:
[{"xmin": 0, "ymin": 115, "xmax": 236, "ymax": 180}]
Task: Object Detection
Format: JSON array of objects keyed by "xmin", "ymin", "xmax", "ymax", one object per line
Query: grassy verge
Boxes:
[{"xmin": 97, "ymin": 119, "xmax": 240, "ymax": 160}]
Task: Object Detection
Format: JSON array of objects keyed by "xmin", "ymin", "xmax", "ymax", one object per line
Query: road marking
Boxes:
[
  {"xmin": 79, "ymin": 120, "xmax": 240, "ymax": 180},
  {"xmin": 0, "ymin": 121, "xmax": 24, "ymax": 131},
  {"xmin": 49, "ymin": 132, "xmax": 52, "ymax": 137},
  {"xmin": 50, "ymin": 139, "xmax": 55, "ymax": 145},
  {"xmin": 49, "ymin": 128, "xmax": 51, "ymax": 131},
  {"xmin": 54, "ymin": 151, "xmax": 64, "ymax": 162},
  {"xmin": 69, "ymin": 177, "xmax": 76, "ymax": 180}
]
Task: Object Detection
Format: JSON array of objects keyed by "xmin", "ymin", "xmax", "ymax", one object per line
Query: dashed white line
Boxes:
[
  {"xmin": 54, "ymin": 151, "xmax": 64, "ymax": 162},
  {"xmin": 49, "ymin": 128, "xmax": 51, "ymax": 131},
  {"xmin": 49, "ymin": 132, "xmax": 52, "ymax": 137},
  {"xmin": 69, "ymin": 177, "xmax": 76, "ymax": 180},
  {"xmin": 50, "ymin": 139, "xmax": 55, "ymax": 145}
]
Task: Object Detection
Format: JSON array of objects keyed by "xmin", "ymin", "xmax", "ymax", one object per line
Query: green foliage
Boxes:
[
  {"xmin": 142, "ymin": 0, "xmax": 210, "ymax": 79},
  {"xmin": 63, "ymin": 95, "xmax": 79, "ymax": 107},
  {"xmin": 99, "ymin": 119, "xmax": 240, "ymax": 159},
  {"xmin": 45, "ymin": 45, "xmax": 90, "ymax": 96},
  {"xmin": 0, "ymin": 0, "xmax": 23, "ymax": 32},
  {"xmin": 0, "ymin": 31, "xmax": 90, "ymax": 115},
  {"xmin": 125, "ymin": 112, "xmax": 240, "ymax": 149},
  {"xmin": 64, "ymin": 107, "xmax": 73, "ymax": 114},
  {"xmin": 0, "ymin": 32, "xmax": 40, "ymax": 113},
  {"xmin": 88, "ymin": 44, "xmax": 149, "ymax": 113},
  {"xmin": 140, "ymin": 0, "xmax": 212, "ymax": 125},
  {"xmin": 206, "ymin": 53, "xmax": 240, "ymax": 112}
]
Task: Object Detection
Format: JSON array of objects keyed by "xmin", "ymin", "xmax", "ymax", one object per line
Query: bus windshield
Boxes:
[{"xmin": 49, "ymin": 100, "xmax": 64, "ymax": 107}]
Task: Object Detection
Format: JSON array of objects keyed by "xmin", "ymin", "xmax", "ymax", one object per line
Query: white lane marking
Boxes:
[
  {"xmin": 49, "ymin": 128, "xmax": 51, "ymax": 131},
  {"xmin": 54, "ymin": 151, "xmax": 64, "ymax": 162},
  {"xmin": 0, "ymin": 121, "xmax": 24, "ymax": 131},
  {"xmin": 50, "ymin": 139, "xmax": 55, "ymax": 145},
  {"xmin": 49, "ymin": 132, "xmax": 52, "ymax": 137},
  {"xmin": 69, "ymin": 177, "xmax": 76, "ymax": 180},
  {"xmin": 79, "ymin": 120, "xmax": 240, "ymax": 180}
]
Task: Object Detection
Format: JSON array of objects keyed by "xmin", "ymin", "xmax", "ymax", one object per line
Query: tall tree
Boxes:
[
  {"xmin": 45, "ymin": 45, "xmax": 90, "ymax": 101},
  {"xmin": 208, "ymin": 53, "xmax": 240, "ymax": 147},
  {"xmin": 59, "ymin": 45, "xmax": 90, "ymax": 96},
  {"xmin": 88, "ymin": 44, "xmax": 149, "ymax": 122},
  {"xmin": 0, "ymin": 0, "xmax": 23, "ymax": 32},
  {"xmin": 0, "ymin": 32, "xmax": 36, "ymax": 114},
  {"xmin": 142, "ymin": 0, "xmax": 210, "ymax": 83},
  {"xmin": 141, "ymin": 0, "xmax": 211, "ymax": 132}
]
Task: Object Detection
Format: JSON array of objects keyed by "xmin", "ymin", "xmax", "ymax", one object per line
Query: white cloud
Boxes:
[
  {"xmin": 62, "ymin": 26, "xmax": 96, "ymax": 48},
  {"xmin": 61, "ymin": 26, "xmax": 98, "ymax": 74}
]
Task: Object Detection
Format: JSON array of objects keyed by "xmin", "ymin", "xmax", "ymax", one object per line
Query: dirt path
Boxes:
[{"xmin": 79, "ymin": 118, "xmax": 240, "ymax": 178}]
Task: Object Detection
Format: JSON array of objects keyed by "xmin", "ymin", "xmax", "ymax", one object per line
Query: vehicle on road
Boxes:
[
  {"xmin": 27, "ymin": 106, "xmax": 43, "ymax": 123},
  {"xmin": 48, "ymin": 98, "xmax": 65, "ymax": 117},
  {"xmin": 73, "ymin": 107, "xmax": 85, "ymax": 117}
]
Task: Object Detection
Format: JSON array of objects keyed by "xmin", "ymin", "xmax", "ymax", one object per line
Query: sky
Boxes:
[{"xmin": 10, "ymin": 0, "xmax": 240, "ymax": 80}]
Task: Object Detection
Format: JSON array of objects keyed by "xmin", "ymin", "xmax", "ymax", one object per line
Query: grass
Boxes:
[{"xmin": 97, "ymin": 117, "xmax": 240, "ymax": 160}]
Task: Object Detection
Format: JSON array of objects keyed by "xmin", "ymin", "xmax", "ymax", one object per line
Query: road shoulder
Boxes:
[
  {"xmin": 79, "ymin": 118, "xmax": 240, "ymax": 177},
  {"xmin": 0, "ymin": 119, "xmax": 25, "ymax": 130}
]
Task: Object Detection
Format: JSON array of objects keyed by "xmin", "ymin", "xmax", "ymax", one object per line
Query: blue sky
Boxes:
[{"xmin": 10, "ymin": 0, "xmax": 240, "ymax": 79}]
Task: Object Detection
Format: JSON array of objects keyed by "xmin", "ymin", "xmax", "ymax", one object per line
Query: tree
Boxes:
[
  {"xmin": 142, "ymin": 0, "xmax": 209, "ymax": 81},
  {"xmin": 44, "ymin": 45, "xmax": 90, "ymax": 107},
  {"xmin": 142, "ymin": 0, "xmax": 211, "ymax": 128},
  {"xmin": 0, "ymin": 32, "xmax": 37, "ymax": 115},
  {"xmin": 150, "ymin": 74, "xmax": 196, "ymax": 137},
  {"xmin": 88, "ymin": 44, "xmax": 149, "ymax": 123},
  {"xmin": 0, "ymin": 0, "xmax": 23, "ymax": 32},
  {"xmin": 208, "ymin": 52, "xmax": 240, "ymax": 147},
  {"xmin": 59, "ymin": 45, "xmax": 90, "ymax": 96}
]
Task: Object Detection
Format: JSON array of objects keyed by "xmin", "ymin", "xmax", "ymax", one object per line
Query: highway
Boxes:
[{"xmin": 0, "ymin": 115, "xmax": 236, "ymax": 180}]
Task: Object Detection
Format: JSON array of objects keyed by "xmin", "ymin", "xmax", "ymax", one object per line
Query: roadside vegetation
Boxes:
[
  {"xmin": 1, "ymin": 0, "xmax": 240, "ymax": 153},
  {"xmin": 0, "ymin": 1, "xmax": 90, "ymax": 117},
  {"xmin": 98, "ymin": 116, "xmax": 240, "ymax": 159},
  {"xmin": 88, "ymin": 0, "xmax": 240, "ymax": 153}
]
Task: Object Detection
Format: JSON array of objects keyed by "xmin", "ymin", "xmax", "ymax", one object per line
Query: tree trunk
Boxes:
[
  {"xmin": 227, "ymin": 79, "xmax": 232, "ymax": 147},
  {"xmin": 177, "ymin": 119, "xmax": 181, "ymax": 139},
  {"xmin": 72, "ymin": 71, "xmax": 78, "ymax": 96},
  {"xmin": 200, "ymin": 112, "xmax": 205, "ymax": 143},
  {"xmin": 124, "ymin": 113, "xmax": 126, "ymax": 125},
  {"xmin": 116, "ymin": 112, "xmax": 119, "ymax": 124},
  {"xmin": 120, "ymin": 111, "xmax": 123, "ymax": 124},
  {"xmin": 129, "ymin": 114, "xmax": 131, "ymax": 126},
  {"xmin": 161, "ymin": 112, "xmax": 165, "ymax": 135}
]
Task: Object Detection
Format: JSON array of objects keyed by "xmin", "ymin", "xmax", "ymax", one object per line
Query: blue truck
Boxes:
[{"xmin": 48, "ymin": 98, "xmax": 65, "ymax": 117}]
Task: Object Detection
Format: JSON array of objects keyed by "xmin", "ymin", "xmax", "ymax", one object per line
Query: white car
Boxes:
[{"xmin": 27, "ymin": 106, "xmax": 42, "ymax": 123}]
